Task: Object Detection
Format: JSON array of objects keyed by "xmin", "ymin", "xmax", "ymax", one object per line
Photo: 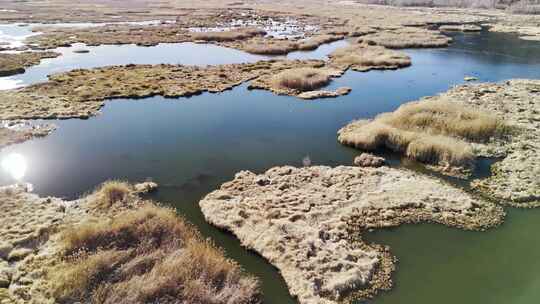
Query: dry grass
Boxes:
[
  {"xmin": 378, "ymin": 100, "xmax": 508, "ymax": 141},
  {"xmin": 192, "ymin": 28, "xmax": 266, "ymax": 42},
  {"xmin": 297, "ymin": 34, "xmax": 343, "ymax": 51},
  {"xmin": 339, "ymin": 100, "xmax": 508, "ymax": 167},
  {"xmin": 329, "ymin": 43, "xmax": 411, "ymax": 71},
  {"xmin": 273, "ymin": 68, "xmax": 332, "ymax": 91},
  {"xmin": 0, "ymin": 127, "xmax": 28, "ymax": 149},
  {"xmin": 0, "ymin": 51, "xmax": 60, "ymax": 76},
  {"xmin": 355, "ymin": 0, "xmax": 504, "ymax": 9},
  {"xmin": 51, "ymin": 204, "xmax": 260, "ymax": 304},
  {"xmin": 243, "ymin": 34, "xmax": 343, "ymax": 55},
  {"xmin": 357, "ymin": 28, "xmax": 452, "ymax": 49},
  {"xmin": 357, "ymin": 0, "xmax": 540, "ymax": 11},
  {"xmin": 243, "ymin": 40, "xmax": 299, "ymax": 55},
  {"xmin": 91, "ymin": 180, "xmax": 132, "ymax": 210},
  {"xmin": 508, "ymin": 0, "xmax": 540, "ymax": 14}
]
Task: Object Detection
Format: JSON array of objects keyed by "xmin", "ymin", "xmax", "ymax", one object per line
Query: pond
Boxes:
[{"xmin": 0, "ymin": 29, "xmax": 539, "ymax": 304}]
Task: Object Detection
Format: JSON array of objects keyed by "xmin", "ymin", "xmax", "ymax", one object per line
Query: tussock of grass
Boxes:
[
  {"xmin": 243, "ymin": 40, "xmax": 299, "ymax": 55},
  {"xmin": 273, "ymin": 68, "xmax": 332, "ymax": 91},
  {"xmin": 339, "ymin": 100, "xmax": 508, "ymax": 167},
  {"xmin": 297, "ymin": 34, "xmax": 343, "ymax": 51},
  {"xmin": 357, "ymin": 27, "xmax": 451, "ymax": 49},
  {"xmin": 508, "ymin": 0, "xmax": 540, "ymax": 14},
  {"xmin": 52, "ymin": 204, "xmax": 260, "ymax": 304},
  {"xmin": 91, "ymin": 180, "xmax": 132, "ymax": 209},
  {"xmin": 322, "ymin": 26, "xmax": 375, "ymax": 37},
  {"xmin": 192, "ymin": 28, "xmax": 266, "ymax": 42},
  {"xmin": 244, "ymin": 34, "xmax": 343, "ymax": 54},
  {"xmin": 329, "ymin": 43, "xmax": 411, "ymax": 71}
]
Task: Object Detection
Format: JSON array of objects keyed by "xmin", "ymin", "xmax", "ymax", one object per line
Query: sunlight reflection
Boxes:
[
  {"xmin": 1, "ymin": 153, "xmax": 27, "ymax": 180},
  {"xmin": 0, "ymin": 77, "xmax": 24, "ymax": 90}
]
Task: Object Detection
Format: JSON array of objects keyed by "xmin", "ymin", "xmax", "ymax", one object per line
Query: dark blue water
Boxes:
[{"xmin": 0, "ymin": 29, "xmax": 539, "ymax": 304}]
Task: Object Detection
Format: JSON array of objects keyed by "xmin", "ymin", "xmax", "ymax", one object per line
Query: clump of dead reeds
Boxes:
[
  {"xmin": 297, "ymin": 34, "xmax": 344, "ymax": 51},
  {"xmin": 191, "ymin": 27, "xmax": 266, "ymax": 42},
  {"xmin": 338, "ymin": 100, "xmax": 508, "ymax": 167},
  {"xmin": 329, "ymin": 44, "xmax": 411, "ymax": 71},
  {"xmin": 273, "ymin": 68, "xmax": 332, "ymax": 91},
  {"xmin": 243, "ymin": 39, "xmax": 299, "ymax": 55},
  {"xmin": 51, "ymin": 203, "xmax": 260, "ymax": 304},
  {"xmin": 91, "ymin": 180, "xmax": 132, "ymax": 210}
]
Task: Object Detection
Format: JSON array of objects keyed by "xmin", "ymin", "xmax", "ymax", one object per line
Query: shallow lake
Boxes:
[
  {"xmin": 0, "ymin": 23, "xmax": 346, "ymax": 89},
  {"xmin": 0, "ymin": 39, "xmax": 349, "ymax": 89},
  {"xmin": 1, "ymin": 29, "xmax": 540, "ymax": 304}
]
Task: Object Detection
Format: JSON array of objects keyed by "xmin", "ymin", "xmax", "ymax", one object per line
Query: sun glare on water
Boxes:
[{"xmin": 2, "ymin": 153, "xmax": 27, "ymax": 180}]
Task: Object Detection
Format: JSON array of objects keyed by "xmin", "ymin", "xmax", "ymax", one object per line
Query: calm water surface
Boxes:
[
  {"xmin": 1, "ymin": 29, "xmax": 540, "ymax": 304},
  {"xmin": 0, "ymin": 23, "xmax": 347, "ymax": 89},
  {"xmin": 0, "ymin": 40, "xmax": 349, "ymax": 89}
]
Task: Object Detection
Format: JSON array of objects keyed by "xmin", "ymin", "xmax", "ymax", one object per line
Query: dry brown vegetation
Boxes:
[
  {"xmin": 273, "ymin": 68, "xmax": 332, "ymax": 91},
  {"xmin": 297, "ymin": 34, "xmax": 344, "ymax": 51},
  {"xmin": 329, "ymin": 43, "xmax": 411, "ymax": 71},
  {"xmin": 91, "ymin": 180, "xmax": 132, "ymax": 209},
  {"xmin": 241, "ymin": 34, "xmax": 344, "ymax": 55},
  {"xmin": 0, "ymin": 60, "xmax": 327, "ymax": 120},
  {"xmin": 191, "ymin": 28, "xmax": 266, "ymax": 42},
  {"xmin": 51, "ymin": 203, "xmax": 260, "ymax": 304},
  {"xmin": 358, "ymin": 28, "xmax": 452, "ymax": 49},
  {"xmin": 0, "ymin": 128, "xmax": 32, "ymax": 149},
  {"xmin": 0, "ymin": 124, "xmax": 56, "ymax": 149},
  {"xmin": 322, "ymin": 26, "xmax": 376, "ymax": 37},
  {"xmin": 243, "ymin": 39, "xmax": 299, "ymax": 55},
  {"xmin": 0, "ymin": 51, "xmax": 60, "ymax": 76},
  {"xmin": 338, "ymin": 100, "xmax": 508, "ymax": 168}
]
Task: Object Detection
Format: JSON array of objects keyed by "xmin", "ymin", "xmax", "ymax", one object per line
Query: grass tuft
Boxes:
[
  {"xmin": 273, "ymin": 68, "xmax": 332, "ymax": 91},
  {"xmin": 339, "ymin": 100, "xmax": 508, "ymax": 167},
  {"xmin": 507, "ymin": 0, "xmax": 540, "ymax": 14},
  {"xmin": 243, "ymin": 40, "xmax": 299, "ymax": 55},
  {"xmin": 92, "ymin": 180, "xmax": 132, "ymax": 209},
  {"xmin": 52, "ymin": 204, "xmax": 260, "ymax": 304},
  {"xmin": 192, "ymin": 28, "xmax": 266, "ymax": 42},
  {"xmin": 297, "ymin": 34, "xmax": 343, "ymax": 51},
  {"xmin": 329, "ymin": 44, "xmax": 411, "ymax": 71}
]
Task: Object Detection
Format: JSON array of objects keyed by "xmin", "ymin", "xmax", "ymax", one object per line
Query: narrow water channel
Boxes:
[{"xmin": 0, "ymin": 29, "xmax": 539, "ymax": 304}]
